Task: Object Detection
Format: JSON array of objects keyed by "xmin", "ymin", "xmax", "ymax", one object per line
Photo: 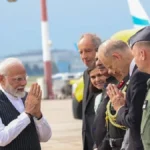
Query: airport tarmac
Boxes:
[{"xmin": 41, "ymin": 99, "xmax": 82, "ymax": 150}]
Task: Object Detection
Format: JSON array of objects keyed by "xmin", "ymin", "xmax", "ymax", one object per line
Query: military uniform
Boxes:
[
  {"xmin": 106, "ymin": 105, "xmax": 126, "ymax": 150},
  {"xmin": 105, "ymin": 78, "xmax": 129, "ymax": 150},
  {"xmin": 141, "ymin": 79, "xmax": 150, "ymax": 150},
  {"xmin": 92, "ymin": 76, "xmax": 117, "ymax": 150},
  {"xmin": 128, "ymin": 26, "xmax": 150, "ymax": 150}
]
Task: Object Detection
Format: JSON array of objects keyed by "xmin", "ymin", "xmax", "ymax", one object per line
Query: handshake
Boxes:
[{"xmin": 25, "ymin": 83, "xmax": 42, "ymax": 119}]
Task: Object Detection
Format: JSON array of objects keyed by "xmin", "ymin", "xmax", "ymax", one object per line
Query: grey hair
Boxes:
[
  {"xmin": 0, "ymin": 58, "xmax": 23, "ymax": 75},
  {"xmin": 102, "ymin": 40, "xmax": 129, "ymax": 57},
  {"xmin": 79, "ymin": 33, "xmax": 102, "ymax": 51}
]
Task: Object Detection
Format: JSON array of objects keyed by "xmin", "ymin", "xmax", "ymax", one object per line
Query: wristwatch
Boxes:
[{"xmin": 35, "ymin": 114, "xmax": 43, "ymax": 120}]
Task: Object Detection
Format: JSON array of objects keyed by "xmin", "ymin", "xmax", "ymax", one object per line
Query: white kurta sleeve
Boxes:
[
  {"xmin": 33, "ymin": 117, "xmax": 52, "ymax": 142},
  {"xmin": 0, "ymin": 112, "xmax": 31, "ymax": 146}
]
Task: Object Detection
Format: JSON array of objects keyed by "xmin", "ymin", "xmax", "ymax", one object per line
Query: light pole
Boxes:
[
  {"xmin": 7, "ymin": 0, "xmax": 54, "ymax": 99},
  {"xmin": 40, "ymin": 0, "xmax": 54, "ymax": 99}
]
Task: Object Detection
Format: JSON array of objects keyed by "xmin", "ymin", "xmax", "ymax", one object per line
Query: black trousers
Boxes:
[
  {"xmin": 98, "ymin": 139, "xmax": 111, "ymax": 150},
  {"xmin": 98, "ymin": 139, "xmax": 121, "ymax": 150}
]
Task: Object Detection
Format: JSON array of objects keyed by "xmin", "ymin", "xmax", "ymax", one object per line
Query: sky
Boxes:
[{"xmin": 0, "ymin": 0, "xmax": 149, "ymax": 57}]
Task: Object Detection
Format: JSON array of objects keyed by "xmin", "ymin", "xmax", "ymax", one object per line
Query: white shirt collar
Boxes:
[
  {"xmin": 129, "ymin": 59, "xmax": 136, "ymax": 77},
  {"xmin": 0, "ymin": 86, "xmax": 20, "ymax": 100},
  {"xmin": 0, "ymin": 86, "xmax": 25, "ymax": 113}
]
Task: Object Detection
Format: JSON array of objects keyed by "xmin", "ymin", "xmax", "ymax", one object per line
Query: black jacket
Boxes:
[
  {"xmin": 82, "ymin": 70, "xmax": 96, "ymax": 150},
  {"xmin": 116, "ymin": 67, "xmax": 150, "ymax": 150},
  {"xmin": 92, "ymin": 76, "xmax": 118, "ymax": 150}
]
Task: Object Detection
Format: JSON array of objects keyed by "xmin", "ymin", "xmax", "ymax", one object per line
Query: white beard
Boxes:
[
  {"xmin": 13, "ymin": 91, "xmax": 26, "ymax": 98},
  {"xmin": 5, "ymin": 83, "xmax": 26, "ymax": 98}
]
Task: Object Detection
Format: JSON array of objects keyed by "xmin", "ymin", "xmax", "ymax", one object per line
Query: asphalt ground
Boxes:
[{"xmin": 40, "ymin": 99, "xmax": 82, "ymax": 150}]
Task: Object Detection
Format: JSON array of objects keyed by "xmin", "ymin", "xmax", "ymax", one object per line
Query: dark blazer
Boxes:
[
  {"xmin": 92, "ymin": 76, "xmax": 118, "ymax": 150},
  {"xmin": 82, "ymin": 69, "xmax": 96, "ymax": 150},
  {"xmin": 116, "ymin": 67, "xmax": 150, "ymax": 150}
]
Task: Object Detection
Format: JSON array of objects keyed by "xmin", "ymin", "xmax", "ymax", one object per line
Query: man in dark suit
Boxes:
[
  {"xmin": 129, "ymin": 26, "xmax": 150, "ymax": 150},
  {"xmin": 78, "ymin": 33, "xmax": 102, "ymax": 150},
  {"xmin": 98, "ymin": 40, "xmax": 150, "ymax": 150}
]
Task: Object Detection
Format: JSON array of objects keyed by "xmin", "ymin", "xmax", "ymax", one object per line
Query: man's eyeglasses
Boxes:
[{"xmin": 4, "ymin": 75, "xmax": 28, "ymax": 82}]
